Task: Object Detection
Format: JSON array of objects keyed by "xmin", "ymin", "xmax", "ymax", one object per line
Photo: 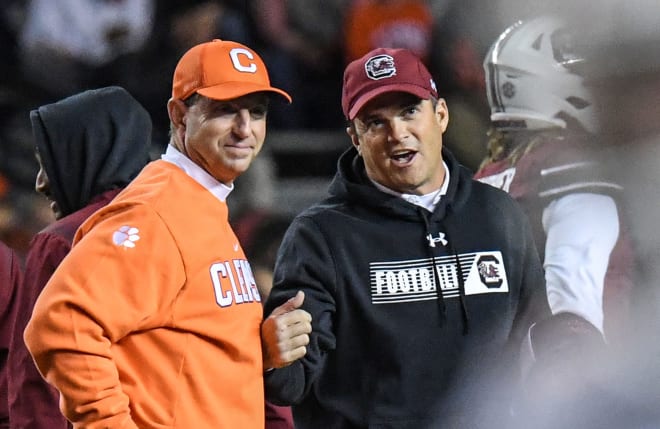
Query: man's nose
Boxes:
[
  {"xmin": 233, "ymin": 109, "xmax": 252, "ymax": 137},
  {"xmin": 388, "ymin": 118, "xmax": 410, "ymax": 142}
]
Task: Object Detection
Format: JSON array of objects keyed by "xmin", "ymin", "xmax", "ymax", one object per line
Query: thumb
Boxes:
[{"xmin": 269, "ymin": 290, "xmax": 305, "ymax": 317}]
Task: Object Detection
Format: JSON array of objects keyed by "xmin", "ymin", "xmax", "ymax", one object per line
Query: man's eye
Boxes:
[
  {"xmin": 216, "ymin": 105, "xmax": 237, "ymax": 115},
  {"xmin": 403, "ymin": 106, "xmax": 419, "ymax": 116},
  {"xmin": 250, "ymin": 106, "xmax": 268, "ymax": 118},
  {"xmin": 366, "ymin": 118, "xmax": 383, "ymax": 129}
]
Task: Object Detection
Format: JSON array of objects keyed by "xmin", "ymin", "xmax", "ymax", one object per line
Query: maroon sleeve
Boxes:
[
  {"xmin": 7, "ymin": 233, "xmax": 72, "ymax": 429},
  {"xmin": 1, "ymin": 242, "xmax": 22, "ymax": 429},
  {"xmin": 265, "ymin": 401, "xmax": 294, "ymax": 429}
]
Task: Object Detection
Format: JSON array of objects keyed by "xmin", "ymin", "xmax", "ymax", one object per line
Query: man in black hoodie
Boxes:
[
  {"xmin": 261, "ymin": 48, "xmax": 551, "ymax": 428},
  {"xmin": 7, "ymin": 86, "xmax": 152, "ymax": 428}
]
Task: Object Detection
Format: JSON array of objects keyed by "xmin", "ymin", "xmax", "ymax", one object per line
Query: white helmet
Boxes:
[{"xmin": 484, "ymin": 16, "xmax": 597, "ymax": 133}]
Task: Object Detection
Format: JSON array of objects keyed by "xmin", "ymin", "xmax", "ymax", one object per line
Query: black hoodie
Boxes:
[
  {"xmin": 30, "ymin": 86, "xmax": 152, "ymax": 217},
  {"xmin": 264, "ymin": 146, "xmax": 550, "ymax": 429}
]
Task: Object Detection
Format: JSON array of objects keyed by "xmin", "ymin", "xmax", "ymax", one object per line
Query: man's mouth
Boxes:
[{"xmin": 390, "ymin": 150, "xmax": 416, "ymax": 165}]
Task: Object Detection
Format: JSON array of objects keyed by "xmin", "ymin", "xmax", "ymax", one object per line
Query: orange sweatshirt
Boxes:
[{"xmin": 25, "ymin": 160, "xmax": 265, "ymax": 428}]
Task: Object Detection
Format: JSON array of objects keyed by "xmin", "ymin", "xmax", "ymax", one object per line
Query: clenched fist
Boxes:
[{"xmin": 261, "ymin": 291, "xmax": 312, "ymax": 370}]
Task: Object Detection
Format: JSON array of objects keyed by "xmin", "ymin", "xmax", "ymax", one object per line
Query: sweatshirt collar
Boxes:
[
  {"xmin": 161, "ymin": 144, "xmax": 233, "ymax": 202},
  {"xmin": 370, "ymin": 161, "xmax": 450, "ymax": 211}
]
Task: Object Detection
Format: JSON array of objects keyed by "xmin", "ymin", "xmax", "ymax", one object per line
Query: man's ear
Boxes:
[
  {"xmin": 346, "ymin": 124, "xmax": 361, "ymax": 155},
  {"xmin": 435, "ymin": 98, "xmax": 450, "ymax": 133},
  {"xmin": 167, "ymin": 98, "xmax": 188, "ymax": 149},
  {"xmin": 167, "ymin": 98, "xmax": 186, "ymax": 128}
]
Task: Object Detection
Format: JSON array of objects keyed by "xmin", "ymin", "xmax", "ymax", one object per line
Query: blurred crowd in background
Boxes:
[{"xmin": 0, "ymin": 0, "xmax": 589, "ymax": 259}]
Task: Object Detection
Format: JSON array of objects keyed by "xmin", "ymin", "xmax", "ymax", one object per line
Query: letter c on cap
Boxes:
[{"xmin": 230, "ymin": 48, "xmax": 257, "ymax": 73}]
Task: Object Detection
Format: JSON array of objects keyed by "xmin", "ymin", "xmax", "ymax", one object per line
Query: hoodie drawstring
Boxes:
[
  {"xmin": 419, "ymin": 208, "xmax": 470, "ymax": 334},
  {"xmin": 449, "ymin": 238, "xmax": 470, "ymax": 335},
  {"xmin": 420, "ymin": 209, "xmax": 447, "ymax": 325}
]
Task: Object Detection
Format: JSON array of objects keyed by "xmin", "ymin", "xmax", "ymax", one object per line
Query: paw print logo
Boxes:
[{"xmin": 112, "ymin": 226, "xmax": 140, "ymax": 248}]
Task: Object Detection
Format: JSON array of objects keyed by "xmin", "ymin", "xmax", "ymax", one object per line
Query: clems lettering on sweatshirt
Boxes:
[{"xmin": 210, "ymin": 259, "xmax": 261, "ymax": 307}]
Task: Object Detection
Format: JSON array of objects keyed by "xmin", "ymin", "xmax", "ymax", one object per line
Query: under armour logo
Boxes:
[{"xmin": 426, "ymin": 232, "xmax": 447, "ymax": 248}]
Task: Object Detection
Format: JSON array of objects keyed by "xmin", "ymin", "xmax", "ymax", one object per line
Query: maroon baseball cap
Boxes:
[{"xmin": 341, "ymin": 47, "xmax": 438, "ymax": 120}]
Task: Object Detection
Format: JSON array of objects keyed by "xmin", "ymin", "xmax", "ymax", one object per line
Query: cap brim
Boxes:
[
  {"xmin": 197, "ymin": 82, "xmax": 292, "ymax": 103},
  {"xmin": 348, "ymin": 84, "xmax": 431, "ymax": 120}
]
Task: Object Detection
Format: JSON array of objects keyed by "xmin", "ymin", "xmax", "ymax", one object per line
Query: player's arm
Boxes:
[
  {"xmin": 518, "ymin": 193, "xmax": 617, "ymax": 406},
  {"xmin": 542, "ymin": 192, "xmax": 619, "ymax": 334},
  {"xmin": 24, "ymin": 204, "xmax": 185, "ymax": 428}
]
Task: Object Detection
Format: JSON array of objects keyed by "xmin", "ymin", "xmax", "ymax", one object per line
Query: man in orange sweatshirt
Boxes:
[{"xmin": 24, "ymin": 39, "xmax": 312, "ymax": 429}]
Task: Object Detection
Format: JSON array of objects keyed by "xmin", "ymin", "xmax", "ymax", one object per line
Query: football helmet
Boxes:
[{"xmin": 484, "ymin": 16, "xmax": 596, "ymax": 133}]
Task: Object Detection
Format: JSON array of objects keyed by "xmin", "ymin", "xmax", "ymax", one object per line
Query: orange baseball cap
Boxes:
[{"xmin": 172, "ymin": 39, "xmax": 292, "ymax": 103}]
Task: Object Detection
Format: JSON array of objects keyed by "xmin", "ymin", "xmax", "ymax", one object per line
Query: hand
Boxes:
[
  {"xmin": 261, "ymin": 291, "xmax": 312, "ymax": 370},
  {"xmin": 521, "ymin": 313, "xmax": 607, "ymax": 401},
  {"xmin": 516, "ymin": 313, "xmax": 609, "ymax": 427}
]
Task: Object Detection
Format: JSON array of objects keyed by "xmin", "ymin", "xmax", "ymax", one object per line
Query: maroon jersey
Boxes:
[
  {"xmin": 7, "ymin": 189, "xmax": 120, "ymax": 429},
  {"xmin": 266, "ymin": 401, "xmax": 294, "ymax": 429},
  {"xmin": 474, "ymin": 135, "xmax": 635, "ymax": 344},
  {"xmin": 1, "ymin": 241, "xmax": 21, "ymax": 429}
]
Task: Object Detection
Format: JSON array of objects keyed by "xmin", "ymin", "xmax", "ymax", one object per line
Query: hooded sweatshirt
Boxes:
[
  {"xmin": 8, "ymin": 86, "xmax": 151, "ymax": 428},
  {"xmin": 30, "ymin": 85, "xmax": 152, "ymax": 218},
  {"xmin": 264, "ymin": 146, "xmax": 551, "ymax": 429}
]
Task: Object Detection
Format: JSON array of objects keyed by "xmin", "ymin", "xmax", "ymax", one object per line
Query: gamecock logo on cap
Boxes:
[{"xmin": 365, "ymin": 54, "xmax": 397, "ymax": 80}]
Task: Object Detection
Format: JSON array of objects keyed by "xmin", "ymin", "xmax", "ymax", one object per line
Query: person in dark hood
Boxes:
[
  {"xmin": 7, "ymin": 86, "xmax": 152, "ymax": 428},
  {"xmin": 260, "ymin": 47, "xmax": 551, "ymax": 428}
]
